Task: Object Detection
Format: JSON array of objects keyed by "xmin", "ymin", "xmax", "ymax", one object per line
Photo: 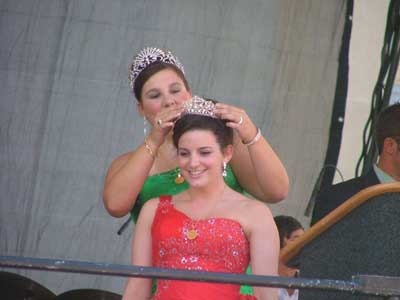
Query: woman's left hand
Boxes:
[
  {"xmin": 214, "ymin": 102, "xmax": 289, "ymax": 203},
  {"xmin": 214, "ymin": 102, "xmax": 257, "ymax": 143}
]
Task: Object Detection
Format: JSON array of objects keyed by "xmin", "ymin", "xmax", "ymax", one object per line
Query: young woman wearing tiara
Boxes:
[
  {"xmin": 122, "ymin": 97, "xmax": 280, "ymax": 300},
  {"xmin": 103, "ymin": 47, "xmax": 288, "ymax": 219}
]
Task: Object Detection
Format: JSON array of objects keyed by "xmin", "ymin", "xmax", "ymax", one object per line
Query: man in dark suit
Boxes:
[{"xmin": 311, "ymin": 103, "xmax": 400, "ymax": 225}]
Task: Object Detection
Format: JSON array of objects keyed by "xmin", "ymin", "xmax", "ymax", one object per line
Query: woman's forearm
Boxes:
[
  {"xmin": 247, "ymin": 135, "xmax": 289, "ymax": 201},
  {"xmin": 231, "ymin": 133, "xmax": 289, "ymax": 203}
]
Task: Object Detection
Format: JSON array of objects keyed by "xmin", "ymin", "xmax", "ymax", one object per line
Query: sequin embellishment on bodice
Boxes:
[{"xmin": 151, "ymin": 195, "xmax": 250, "ymax": 300}]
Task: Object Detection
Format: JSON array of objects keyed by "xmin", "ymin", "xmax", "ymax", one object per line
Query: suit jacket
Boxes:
[{"xmin": 311, "ymin": 168, "xmax": 379, "ymax": 225}]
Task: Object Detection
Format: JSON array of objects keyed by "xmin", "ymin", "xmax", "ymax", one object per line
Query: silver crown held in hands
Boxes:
[
  {"xmin": 183, "ymin": 96, "xmax": 217, "ymax": 118},
  {"xmin": 129, "ymin": 47, "xmax": 185, "ymax": 91}
]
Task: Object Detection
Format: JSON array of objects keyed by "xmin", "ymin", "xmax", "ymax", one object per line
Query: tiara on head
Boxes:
[
  {"xmin": 182, "ymin": 96, "xmax": 217, "ymax": 118},
  {"xmin": 128, "ymin": 47, "xmax": 185, "ymax": 91}
]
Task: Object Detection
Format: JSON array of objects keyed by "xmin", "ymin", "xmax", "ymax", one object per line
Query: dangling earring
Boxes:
[
  {"xmin": 222, "ymin": 162, "xmax": 227, "ymax": 177},
  {"xmin": 143, "ymin": 116, "xmax": 148, "ymax": 137},
  {"xmin": 175, "ymin": 168, "xmax": 185, "ymax": 184}
]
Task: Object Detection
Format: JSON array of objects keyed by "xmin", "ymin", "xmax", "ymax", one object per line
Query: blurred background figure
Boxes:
[{"xmin": 274, "ymin": 215, "xmax": 305, "ymax": 300}]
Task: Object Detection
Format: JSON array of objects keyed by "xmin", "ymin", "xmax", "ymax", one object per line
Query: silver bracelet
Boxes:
[{"xmin": 242, "ymin": 128, "xmax": 261, "ymax": 147}]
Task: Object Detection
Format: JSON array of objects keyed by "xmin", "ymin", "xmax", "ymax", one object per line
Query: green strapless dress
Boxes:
[{"xmin": 130, "ymin": 164, "xmax": 254, "ymax": 296}]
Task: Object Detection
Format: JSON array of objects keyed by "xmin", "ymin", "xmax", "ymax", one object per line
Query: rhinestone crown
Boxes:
[
  {"xmin": 182, "ymin": 96, "xmax": 217, "ymax": 118},
  {"xmin": 129, "ymin": 47, "xmax": 185, "ymax": 91}
]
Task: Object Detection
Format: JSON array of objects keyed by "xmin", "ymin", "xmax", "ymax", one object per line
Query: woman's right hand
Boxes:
[
  {"xmin": 103, "ymin": 105, "xmax": 182, "ymax": 217},
  {"xmin": 147, "ymin": 104, "xmax": 184, "ymax": 147}
]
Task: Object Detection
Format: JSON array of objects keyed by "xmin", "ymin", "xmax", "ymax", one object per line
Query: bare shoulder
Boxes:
[
  {"xmin": 225, "ymin": 190, "xmax": 272, "ymax": 221},
  {"xmin": 135, "ymin": 197, "xmax": 160, "ymax": 226},
  {"xmin": 242, "ymin": 197, "xmax": 273, "ymax": 218},
  {"xmin": 235, "ymin": 196, "xmax": 275, "ymax": 233},
  {"xmin": 141, "ymin": 197, "xmax": 160, "ymax": 214}
]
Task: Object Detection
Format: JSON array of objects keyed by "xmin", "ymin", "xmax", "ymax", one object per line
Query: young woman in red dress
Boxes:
[{"xmin": 122, "ymin": 97, "xmax": 280, "ymax": 300}]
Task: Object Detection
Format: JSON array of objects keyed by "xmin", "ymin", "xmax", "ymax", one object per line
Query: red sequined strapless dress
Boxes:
[{"xmin": 152, "ymin": 195, "xmax": 250, "ymax": 300}]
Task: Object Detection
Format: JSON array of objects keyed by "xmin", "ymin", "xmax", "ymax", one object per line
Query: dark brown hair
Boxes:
[
  {"xmin": 274, "ymin": 215, "xmax": 304, "ymax": 249},
  {"xmin": 375, "ymin": 103, "xmax": 400, "ymax": 154},
  {"xmin": 173, "ymin": 114, "xmax": 233, "ymax": 150}
]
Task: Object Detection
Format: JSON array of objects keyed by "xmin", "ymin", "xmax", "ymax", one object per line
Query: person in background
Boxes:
[
  {"xmin": 274, "ymin": 215, "xmax": 305, "ymax": 300},
  {"xmin": 311, "ymin": 103, "xmax": 400, "ymax": 225},
  {"xmin": 122, "ymin": 97, "xmax": 280, "ymax": 300}
]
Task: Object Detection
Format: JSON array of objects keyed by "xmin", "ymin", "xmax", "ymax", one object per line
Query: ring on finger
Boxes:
[
  {"xmin": 157, "ymin": 119, "xmax": 163, "ymax": 127},
  {"xmin": 237, "ymin": 115, "xmax": 243, "ymax": 125}
]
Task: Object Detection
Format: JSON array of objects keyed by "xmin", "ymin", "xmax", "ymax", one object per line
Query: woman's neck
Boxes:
[
  {"xmin": 187, "ymin": 179, "xmax": 226, "ymax": 204},
  {"xmin": 182, "ymin": 180, "xmax": 227, "ymax": 220}
]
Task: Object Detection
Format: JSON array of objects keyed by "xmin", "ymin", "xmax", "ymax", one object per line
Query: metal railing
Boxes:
[{"xmin": 1, "ymin": 256, "xmax": 400, "ymax": 299}]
